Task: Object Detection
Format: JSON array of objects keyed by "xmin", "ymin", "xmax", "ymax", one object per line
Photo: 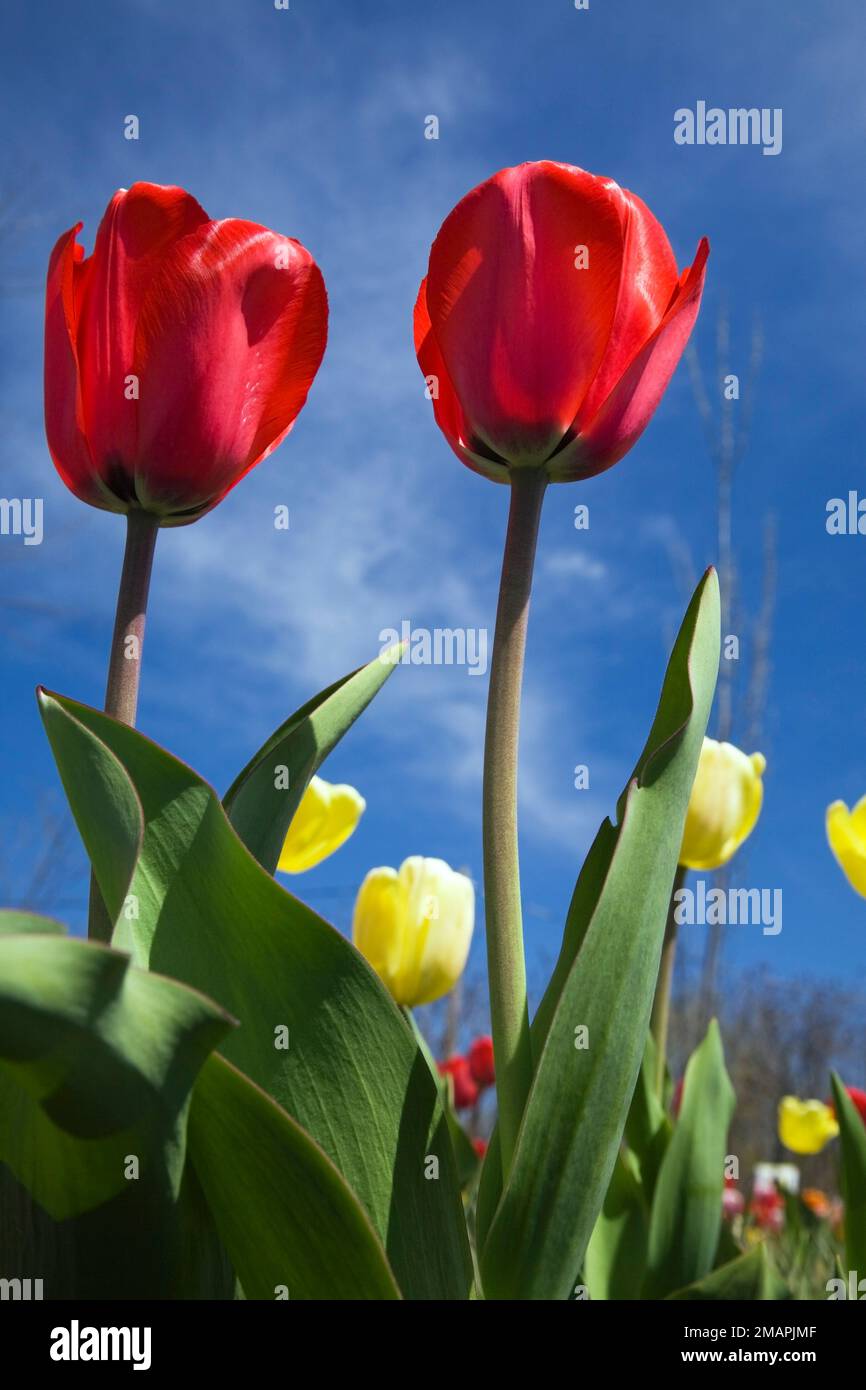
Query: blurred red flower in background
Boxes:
[
  {"xmin": 468, "ymin": 1034, "xmax": 495, "ymax": 1089},
  {"xmin": 437, "ymin": 1055, "xmax": 479, "ymax": 1111},
  {"xmin": 45, "ymin": 182, "xmax": 328, "ymax": 525}
]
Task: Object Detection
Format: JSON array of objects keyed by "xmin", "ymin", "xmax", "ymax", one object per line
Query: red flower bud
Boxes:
[
  {"xmin": 829, "ymin": 1085, "xmax": 866, "ymax": 1127},
  {"xmin": 415, "ymin": 161, "xmax": 707, "ymax": 483},
  {"xmin": 468, "ymin": 1034, "xmax": 495, "ymax": 1089},
  {"xmin": 473, "ymin": 1137, "xmax": 488, "ymax": 1158},
  {"xmin": 437, "ymin": 1055, "xmax": 479, "ymax": 1111},
  {"xmin": 45, "ymin": 182, "xmax": 328, "ymax": 525}
]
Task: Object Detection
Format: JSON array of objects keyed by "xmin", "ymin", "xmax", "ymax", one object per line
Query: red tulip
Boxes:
[
  {"xmin": 45, "ymin": 182, "xmax": 328, "ymax": 525},
  {"xmin": 468, "ymin": 1034, "xmax": 495, "ymax": 1089},
  {"xmin": 437, "ymin": 1055, "xmax": 479, "ymax": 1111},
  {"xmin": 473, "ymin": 1137, "xmax": 488, "ymax": 1158},
  {"xmin": 414, "ymin": 161, "xmax": 708, "ymax": 482}
]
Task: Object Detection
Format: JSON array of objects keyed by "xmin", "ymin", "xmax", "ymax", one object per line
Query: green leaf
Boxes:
[
  {"xmin": 584, "ymin": 1148, "xmax": 648, "ymax": 1300},
  {"xmin": 0, "ymin": 910, "xmax": 65, "ymax": 936},
  {"xmin": 38, "ymin": 689, "xmax": 472, "ymax": 1301},
  {"xmin": 0, "ymin": 930, "xmax": 234, "ymax": 1220},
  {"xmin": 831, "ymin": 1071, "xmax": 866, "ymax": 1279},
  {"xmin": 643, "ymin": 1020, "xmax": 735, "ymax": 1298},
  {"xmin": 667, "ymin": 1243, "xmax": 792, "ymax": 1300},
  {"xmin": 624, "ymin": 1032, "xmax": 674, "ymax": 1200},
  {"xmin": 0, "ymin": 925, "xmax": 236, "ymax": 1298},
  {"xmin": 223, "ymin": 645, "xmax": 401, "ymax": 873},
  {"xmin": 188, "ymin": 1054, "xmax": 400, "ymax": 1300},
  {"xmin": 478, "ymin": 569, "xmax": 719, "ymax": 1300}
]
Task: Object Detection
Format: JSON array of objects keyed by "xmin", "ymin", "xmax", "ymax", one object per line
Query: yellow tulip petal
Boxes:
[
  {"xmin": 679, "ymin": 738, "xmax": 766, "ymax": 871},
  {"xmin": 352, "ymin": 856, "xmax": 474, "ymax": 1008},
  {"xmin": 278, "ymin": 775, "xmax": 365, "ymax": 874},
  {"xmin": 826, "ymin": 800, "xmax": 866, "ymax": 899},
  {"xmin": 778, "ymin": 1096, "xmax": 839, "ymax": 1155}
]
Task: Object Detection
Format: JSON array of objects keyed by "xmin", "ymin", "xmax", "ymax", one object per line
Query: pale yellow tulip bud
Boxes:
[
  {"xmin": 778, "ymin": 1096, "xmax": 839, "ymax": 1155},
  {"xmin": 277, "ymin": 775, "xmax": 365, "ymax": 874},
  {"xmin": 826, "ymin": 797, "xmax": 866, "ymax": 898},
  {"xmin": 352, "ymin": 856, "xmax": 474, "ymax": 1007},
  {"xmin": 679, "ymin": 738, "xmax": 766, "ymax": 871}
]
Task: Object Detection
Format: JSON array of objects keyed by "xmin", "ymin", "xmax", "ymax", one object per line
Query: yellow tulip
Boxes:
[
  {"xmin": 277, "ymin": 775, "xmax": 365, "ymax": 874},
  {"xmin": 778, "ymin": 1096, "xmax": 839, "ymax": 1155},
  {"xmin": 679, "ymin": 738, "xmax": 766, "ymax": 871},
  {"xmin": 352, "ymin": 856, "xmax": 474, "ymax": 1007},
  {"xmin": 826, "ymin": 797, "xmax": 866, "ymax": 897}
]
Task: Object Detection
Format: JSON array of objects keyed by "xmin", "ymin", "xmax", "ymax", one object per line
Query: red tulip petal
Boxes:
[
  {"xmin": 77, "ymin": 184, "xmax": 211, "ymax": 489},
  {"xmin": 560, "ymin": 237, "xmax": 709, "ymax": 478},
  {"xmin": 425, "ymin": 162, "xmax": 628, "ymax": 464},
  {"xmin": 131, "ymin": 218, "xmax": 327, "ymax": 514},
  {"xmin": 44, "ymin": 224, "xmax": 106, "ymax": 508},
  {"xmin": 577, "ymin": 188, "xmax": 680, "ymax": 424},
  {"xmin": 414, "ymin": 279, "xmax": 507, "ymax": 482}
]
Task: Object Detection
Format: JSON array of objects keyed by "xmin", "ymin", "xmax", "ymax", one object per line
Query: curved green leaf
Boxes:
[
  {"xmin": 478, "ymin": 568, "xmax": 719, "ymax": 1299},
  {"xmin": 831, "ymin": 1071, "xmax": 866, "ymax": 1279},
  {"xmin": 223, "ymin": 644, "xmax": 401, "ymax": 873},
  {"xmin": 38, "ymin": 689, "xmax": 471, "ymax": 1301},
  {"xmin": 189, "ymin": 1054, "xmax": 400, "ymax": 1300},
  {"xmin": 643, "ymin": 1020, "xmax": 735, "ymax": 1298},
  {"xmin": 667, "ymin": 1243, "xmax": 791, "ymax": 1300},
  {"xmin": 584, "ymin": 1148, "xmax": 648, "ymax": 1300},
  {"xmin": 0, "ymin": 929, "xmax": 234, "ymax": 1220}
]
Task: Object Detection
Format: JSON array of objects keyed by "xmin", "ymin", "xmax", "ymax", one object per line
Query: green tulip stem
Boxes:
[
  {"xmin": 87, "ymin": 508, "xmax": 160, "ymax": 941},
  {"xmin": 483, "ymin": 467, "xmax": 547, "ymax": 1179},
  {"xmin": 650, "ymin": 863, "xmax": 688, "ymax": 1098}
]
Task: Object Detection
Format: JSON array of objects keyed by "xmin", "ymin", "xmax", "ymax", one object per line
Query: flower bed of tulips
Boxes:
[{"xmin": 3, "ymin": 162, "xmax": 865, "ymax": 1305}]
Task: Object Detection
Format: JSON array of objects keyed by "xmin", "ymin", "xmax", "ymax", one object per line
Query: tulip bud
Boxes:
[
  {"xmin": 778, "ymin": 1095, "xmax": 840, "ymax": 1155},
  {"xmin": 826, "ymin": 799, "xmax": 866, "ymax": 898},
  {"xmin": 415, "ymin": 160, "xmax": 707, "ymax": 482},
  {"xmin": 468, "ymin": 1034, "xmax": 495, "ymax": 1089},
  {"xmin": 679, "ymin": 738, "xmax": 766, "ymax": 871},
  {"xmin": 45, "ymin": 182, "xmax": 327, "ymax": 524},
  {"xmin": 352, "ymin": 856, "xmax": 474, "ymax": 1008},
  {"xmin": 277, "ymin": 776, "xmax": 365, "ymax": 874},
  {"xmin": 437, "ymin": 1056, "xmax": 479, "ymax": 1111}
]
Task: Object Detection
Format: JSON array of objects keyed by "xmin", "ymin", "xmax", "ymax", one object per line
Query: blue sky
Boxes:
[{"xmin": 2, "ymin": 0, "xmax": 865, "ymax": 1009}]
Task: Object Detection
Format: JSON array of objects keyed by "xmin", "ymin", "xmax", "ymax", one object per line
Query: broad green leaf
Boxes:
[
  {"xmin": 584, "ymin": 1148, "xmax": 648, "ymax": 1300},
  {"xmin": 667, "ymin": 1243, "xmax": 792, "ymax": 1300},
  {"xmin": 831, "ymin": 1071, "xmax": 866, "ymax": 1279},
  {"xmin": 223, "ymin": 645, "xmax": 401, "ymax": 873},
  {"xmin": 189, "ymin": 1054, "xmax": 400, "ymax": 1300},
  {"xmin": 0, "ymin": 910, "xmax": 65, "ymax": 936},
  {"xmin": 0, "ymin": 930, "xmax": 233, "ymax": 1219},
  {"xmin": 643, "ymin": 1020, "xmax": 735, "ymax": 1298},
  {"xmin": 624, "ymin": 1032, "xmax": 674, "ymax": 1200},
  {"xmin": 478, "ymin": 569, "xmax": 719, "ymax": 1299},
  {"xmin": 38, "ymin": 689, "xmax": 472, "ymax": 1300},
  {"xmin": 0, "ymin": 925, "xmax": 236, "ymax": 1298},
  {"xmin": 404, "ymin": 1008, "xmax": 481, "ymax": 1190}
]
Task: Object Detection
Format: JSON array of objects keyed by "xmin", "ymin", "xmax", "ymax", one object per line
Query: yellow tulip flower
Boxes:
[
  {"xmin": 778, "ymin": 1096, "xmax": 839, "ymax": 1155},
  {"xmin": 679, "ymin": 738, "xmax": 766, "ymax": 871},
  {"xmin": 826, "ymin": 797, "xmax": 866, "ymax": 898},
  {"xmin": 277, "ymin": 775, "xmax": 365, "ymax": 874},
  {"xmin": 352, "ymin": 856, "xmax": 474, "ymax": 1007}
]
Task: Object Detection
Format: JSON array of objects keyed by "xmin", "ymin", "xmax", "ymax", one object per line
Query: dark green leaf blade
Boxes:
[
  {"xmin": 831, "ymin": 1071, "xmax": 866, "ymax": 1280},
  {"xmin": 643, "ymin": 1020, "xmax": 735, "ymax": 1298},
  {"xmin": 189, "ymin": 1054, "xmax": 400, "ymax": 1300}
]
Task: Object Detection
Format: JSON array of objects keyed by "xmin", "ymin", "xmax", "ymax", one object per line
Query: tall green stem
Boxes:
[
  {"xmin": 87, "ymin": 509, "xmax": 160, "ymax": 941},
  {"xmin": 483, "ymin": 467, "xmax": 547, "ymax": 1178},
  {"xmin": 650, "ymin": 863, "xmax": 688, "ymax": 1098}
]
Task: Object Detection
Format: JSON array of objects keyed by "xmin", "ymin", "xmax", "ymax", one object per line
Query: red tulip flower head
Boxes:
[
  {"xmin": 437, "ymin": 1055, "xmax": 479, "ymax": 1111},
  {"xmin": 45, "ymin": 183, "xmax": 328, "ymax": 525},
  {"xmin": 830, "ymin": 1085, "xmax": 866, "ymax": 1127},
  {"xmin": 468, "ymin": 1034, "xmax": 496, "ymax": 1089},
  {"xmin": 415, "ymin": 161, "xmax": 708, "ymax": 482}
]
